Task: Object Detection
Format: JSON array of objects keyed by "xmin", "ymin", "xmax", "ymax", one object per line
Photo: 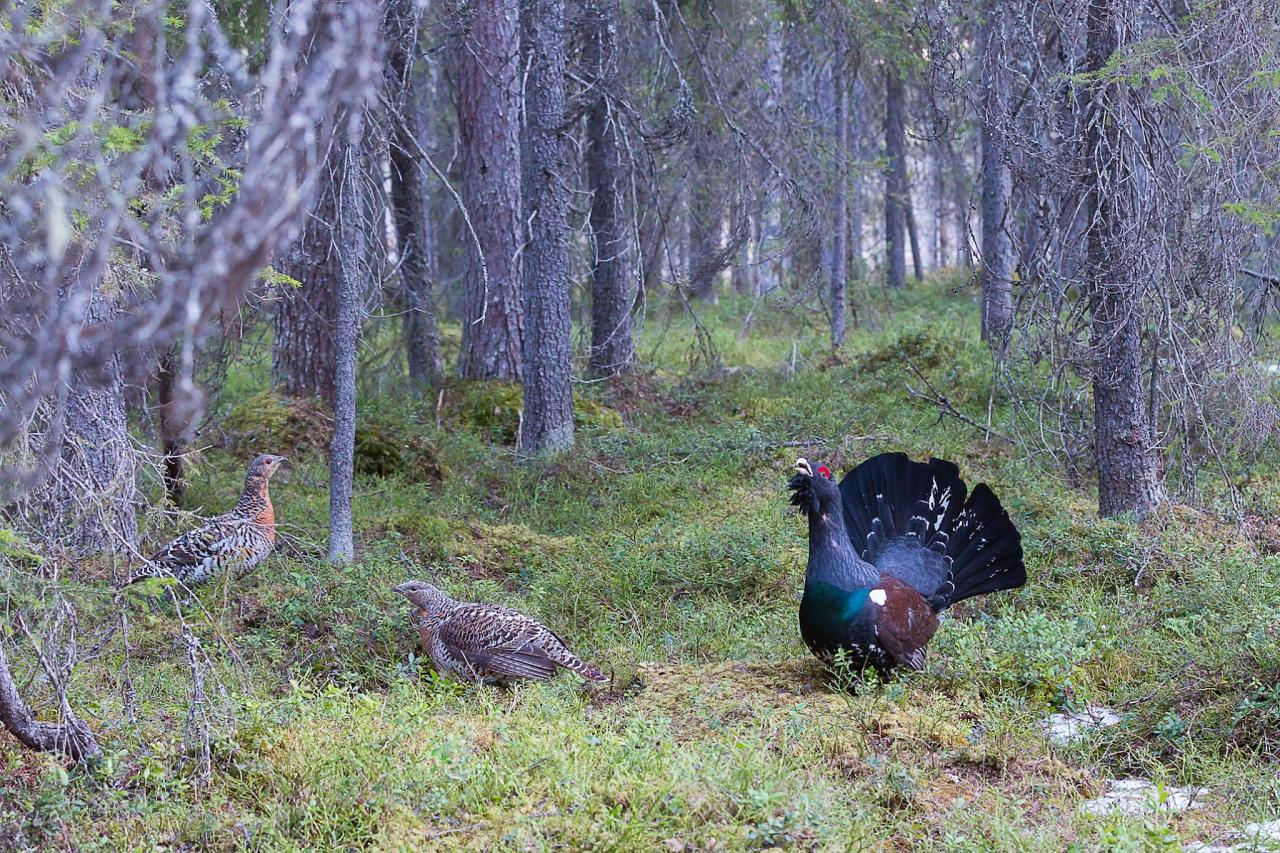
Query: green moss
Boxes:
[
  {"xmin": 218, "ymin": 389, "xmax": 330, "ymax": 455},
  {"xmin": 442, "ymin": 380, "xmax": 523, "ymax": 443},
  {"xmin": 219, "ymin": 391, "xmax": 446, "ymax": 481},
  {"xmin": 574, "ymin": 396, "xmax": 625, "ymax": 432},
  {"xmin": 441, "ymin": 380, "xmax": 624, "ymax": 444},
  {"xmin": 857, "ymin": 326, "xmax": 959, "ymax": 373},
  {"xmin": 385, "ymin": 513, "xmax": 575, "ymax": 576},
  {"xmin": 353, "ymin": 417, "xmax": 447, "ymax": 482}
]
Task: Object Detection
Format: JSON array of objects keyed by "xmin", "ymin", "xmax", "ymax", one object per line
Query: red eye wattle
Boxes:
[{"xmin": 817, "ymin": 465, "xmax": 832, "ymax": 480}]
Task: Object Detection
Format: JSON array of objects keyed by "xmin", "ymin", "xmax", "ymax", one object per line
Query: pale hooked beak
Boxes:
[{"xmin": 794, "ymin": 458, "xmax": 813, "ymax": 477}]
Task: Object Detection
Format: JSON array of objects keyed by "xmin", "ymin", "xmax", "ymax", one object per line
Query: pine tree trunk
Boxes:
[
  {"xmin": 830, "ymin": 36, "xmax": 849, "ymax": 347},
  {"xmin": 274, "ymin": 168, "xmax": 340, "ymax": 402},
  {"xmin": 1084, "ymin": 0, "xmax": 1164, "ymax": 518},
  {"xmin": 584, "ymin": 0, "xmax": 635, "ymax": 378},
  {"xmin": 781, "ymin": 10, "xmax": 817, "ymax": 286},
  {"xmin": 849, "ymin": 74, "xmax": 866, "ymax": 283},
  {"xmin": 386, "ymin": 0, "xmax": 442, "ymax": 388},
  {"xmin": 687, "ymin": 5, "xmax": 721, "ymax": 302},
  {"xmin": 980, "ymin": 0, "xmax": 1015, "ymax": 346},
  {"xmin": 453, "ymin": 0, "xmax": 524, "ymax": 380},
  {"xmin": 688, "ymin": 123, "xmax": 721, "ymax": 301},
  {"xmin": 757, "ymin": 15, "xmax": 784, "ymax": 295},
  {"xmin": 906, "ymin": 194, "xmax": 925, "ymax": 280},
  {"xmin": 731, "ymin": 224, "xmax": 753, "ymax": 295},
  {"xmin": 930, "ymin": 141, "xmax": 948, "ymax": 269},
  {"xmin": 328, "ymin": 143, "xmax": 365, "ymax": 564},
  {"xmin": 32, "ymin": 290, "xmax": 138, "ymax": 555},
  {"xmin": 519, "ymin": 0, "xmax": 575, "ymax": 455},
  {"xmin": 944, "ymin": 139, "xmax": 972, "ymax": 268},
  {"xmin": 884, "ymin": 68, "xmax": 908, "ymax": 289},
  {"xmin": 155, "ymin": 346, "xmax": 187, "ymax": 506}
]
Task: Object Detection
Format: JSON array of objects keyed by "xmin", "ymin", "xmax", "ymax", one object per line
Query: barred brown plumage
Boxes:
[
  {"xmin": 124, "ymin": 454, "xmax": 286, "ymax": 589},
  {"xmin": 393, "ymin": 580, "xmax": 608, "ymax": 685}
]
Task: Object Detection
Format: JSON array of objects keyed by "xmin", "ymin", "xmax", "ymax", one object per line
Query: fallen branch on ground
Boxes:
[{"xmin": 0, "ymin": 637, "xmax": 101, "ymax": 764}]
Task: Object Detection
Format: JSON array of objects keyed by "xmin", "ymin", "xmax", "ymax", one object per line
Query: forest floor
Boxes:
[{"xmin": 5, "ymin": 272, "xmax": 1280, "ymax": 850}]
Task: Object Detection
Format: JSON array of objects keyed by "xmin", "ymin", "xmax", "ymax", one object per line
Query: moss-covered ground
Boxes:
[{"xmin": 4, "ymin": 274, "xmax": 1280, "ymax": 850}]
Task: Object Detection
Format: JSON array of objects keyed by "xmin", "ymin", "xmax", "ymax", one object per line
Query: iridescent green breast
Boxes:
[{"xmin": 799, "ymin": 580, "xmax": 872, "ymax": 652}]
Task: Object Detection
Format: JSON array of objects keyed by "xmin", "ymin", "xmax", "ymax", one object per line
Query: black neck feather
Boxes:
[{"xmin": 806, "ymin": 505, "xmax": 878, "ymax": 589}]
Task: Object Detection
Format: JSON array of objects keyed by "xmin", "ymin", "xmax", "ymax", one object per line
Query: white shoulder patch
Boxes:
[{"xmin": 869, "ymin": 588, "xmax": 887, "ymax": 606}]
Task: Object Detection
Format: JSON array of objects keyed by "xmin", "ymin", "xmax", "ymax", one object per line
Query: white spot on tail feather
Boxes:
[{"xmin": 869, "ymin": 589, "xmax": 887, "ymax": 606}]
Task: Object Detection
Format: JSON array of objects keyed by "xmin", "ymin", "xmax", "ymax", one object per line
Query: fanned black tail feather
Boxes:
[
  {"xmin": 839, "ymin": 452, "xmax": 1025, "ymax": 611},
  {"xmin": 931, "ymin": 482, "xmax": 1025, "ymax": 608}
]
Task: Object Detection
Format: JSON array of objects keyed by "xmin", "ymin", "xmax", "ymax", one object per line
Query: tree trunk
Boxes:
[
  {"xmin": 1084, "ymin": 0, "xmax": 1164, "ymax": 518},
  {"xmin": 830, "ymin": 36, "xmax": 849, "ymax": 347},
  {"xmin": 688, "ymin": 123, "xmax": 721, "ymax": 301},
  {"xmin": 328, "ymin": 143, "xmax": 364, "ymax": 565},
  {"xmin": 906, "ymin": 194, "xmax": 925, "ymax": 280},
  {"xmin": 884, "ymin": 68, "xmax": 908, "ymax": 289},
  {"xmin": 155, "ymin": 346, "xmax": 187, "ymax": 507},
  {"xmin": 31, "ymin": 290, "xmax": 138, "ymax": 555},
  {"xmin": 756, "ymin": 14, "xmax": 783, "ymax": 295},
  {"xmin": 0, "ymin": 641, "xmax": 100, "ymax": 764},
  {"xmin": 385, "ymin": 0, "xmax": 442, "ymax": 388},
  {"xmin": 453, "ymin": 0, "xmax": 524, "ymax": 380},
  {"xmin": 731, "ymin": 223, "xmax": 753, "ymax": 295},
  {"xmin": 980, "ymin": 0, "xmax": 1015, "ymax": 346},
  {"xmin": 584, "ymin": 0, "xmax": 635, "ymax": 377},
  {"xmin": 944, "ymin": 139, "xmax": 972, "ymax": 268},
  {"xmin": 930, "ymin": 141, "xmax": 948, "ymax": 269},
  {"xmin": 849, "ymin": 74, "xmax": 866, "ymax": 283},
  {"xmin": 274, "ymin": 175, "xmax": 340, "ymax": 402},
  {"xmin": 687, "ymin": 4, "xmax": 721, "ymax": 302},
  {"xmin": 519, "ymin": 0, "xmax": 575, "ymax": 455}
]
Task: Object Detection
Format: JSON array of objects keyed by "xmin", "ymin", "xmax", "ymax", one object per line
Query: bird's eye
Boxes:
[{"xmin": 817, "ymin": 465, "xmax": 832, "ymax": 480}]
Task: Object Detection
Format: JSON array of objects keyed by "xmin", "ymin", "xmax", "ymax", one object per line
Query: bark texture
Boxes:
[
  {"xmin": 274, "ymin": 164, "xmax": 340, "ymax": 402},
  {"xmin": 980, "ymin": 0, "xmax": 1015, "ymax": 346},
  {"xmin": 756, "ymin": 15, "xmax": 784, "ymax": 295},
  {"xmin": 584, "ymin": 0, "xmax": 635, "ymax": 377},
  {"xmin": 520, "ymin": 0, "xmax": 575, "ymax": 455},
  {"xmin": 688, "ymin": 121, "xmax": 721, "ymax": 301},
  {"xmin": 906, "ymin": 194, "xmax": 925, "ymax": 280},
  {"xmin": 385, "ymin": 0, "xmax": 442, "ymax": 388},
  {"xmin": 156, "ymin": 347, "xmax": 187, "ymax": 507},
  {"xmin": 30, "ymin": 290, "xmax": 138, "ymax": 555},
  {"xmin": 453, "ymin": 0, "xmax": 525, "ymax": 380},
  {"xmin": 883, "ymin": 68, "xmax": 908, "ymax": 289},
  {"xmin": 1084, "ymin": 0, "xmax": 1164, "ymax": 518},
  {"xmin": 687, "ymin": 6, "xmax": 722, "ymax": 302},
  {"xmin": 829, "ymin": 39, "xmax": 849, "ymax": 347},
  {"xmin": 328, "ymin": 145, "xmax": 364, "ymax": 564},
  {"xmin": 849, "ymin": 74, "xmax": 866, "ymax": 282}
]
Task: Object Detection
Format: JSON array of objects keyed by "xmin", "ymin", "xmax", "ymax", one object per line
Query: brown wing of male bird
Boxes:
[
  {"xmin": 437, "ymin": 606, "xmax": 602, "ymax": 682},
  {"xmin": 872, "ymin": 576, "xmax": 940, "ymax": 671}
]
